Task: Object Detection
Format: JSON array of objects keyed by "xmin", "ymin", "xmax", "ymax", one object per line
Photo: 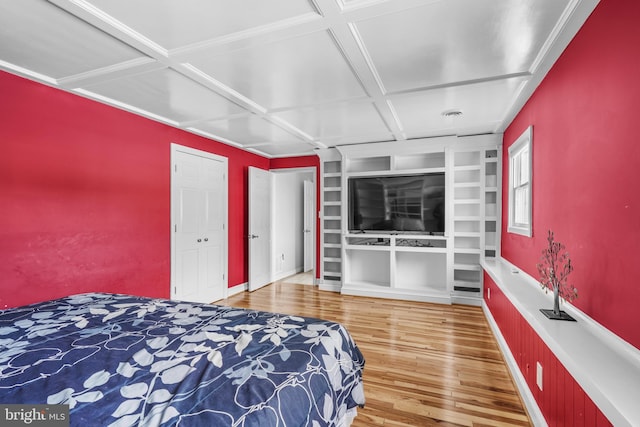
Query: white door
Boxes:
[
  {"xmin": 248, "ymin": 167, "xmax": 272, "ymax": 291},
  {"xmin": 303, "ymin": 180, "xmax": 314, "ymax": 272},
  {"xmin": 172, "ymin": 145, "xmax": 227, "ymax": 304}
]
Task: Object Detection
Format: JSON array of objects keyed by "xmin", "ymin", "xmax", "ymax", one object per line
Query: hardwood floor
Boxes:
[{"xmin": 220, "ymin": 279, "xmax": 531, "ymax": 427}]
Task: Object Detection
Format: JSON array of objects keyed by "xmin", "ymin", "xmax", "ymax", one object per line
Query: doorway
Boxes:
[{"xmin": 255, "ymin": 167, "xmax": 316, "ymax": 287}]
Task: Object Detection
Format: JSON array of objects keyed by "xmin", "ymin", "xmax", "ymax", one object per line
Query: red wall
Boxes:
[
  {"xmin": 0, "ymin": 70, "xmax": 318, "ymax": 309},
  {"xmin": 484, "ymin": 274, "xmax": 611, "ymax": 426},
  {"xmin": 502, "ymin": 0, "xmax": 640, "ymax": 349}
]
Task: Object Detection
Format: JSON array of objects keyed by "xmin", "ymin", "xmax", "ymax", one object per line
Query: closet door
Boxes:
[{"xmin": 172, "ymin": 146, "xmax": 227, "ymax": 303}]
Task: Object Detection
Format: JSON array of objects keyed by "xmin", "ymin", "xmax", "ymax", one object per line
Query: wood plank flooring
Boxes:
[{"xmin": 220, "ymin": 279, "xmax": 531, "ymax": 427}]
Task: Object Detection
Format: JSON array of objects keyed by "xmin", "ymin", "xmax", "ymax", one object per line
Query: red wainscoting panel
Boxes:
[{"xmin": 484, "ymin": 273, "xmax": 611, "ymax": 426}]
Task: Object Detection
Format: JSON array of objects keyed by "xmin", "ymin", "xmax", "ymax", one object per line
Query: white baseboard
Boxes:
[
  {"xmin": 341, "ymin": 284, "xmax": 452, "ymax": 305},
  {"xmin": 482, "ymin": 302, "xmax": 547, "ymax": 427},
  {"xmin": 273, "ymin": 268, "xmax": 302, "ymax": 283},
  {"xmin": 226, "ymin": 282, "xmax": 247, "ymax": 297},
  {"xmin": 318, "ymin": 282, "xmax": 342, "ymax": 292}
]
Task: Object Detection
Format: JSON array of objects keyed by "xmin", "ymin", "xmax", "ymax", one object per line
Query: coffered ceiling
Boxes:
[{"xmin": 0, "ymin": 0, "xmax": 599, "ymax": 157}]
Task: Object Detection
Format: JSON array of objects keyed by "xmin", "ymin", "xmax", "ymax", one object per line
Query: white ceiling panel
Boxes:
[
  {"xmin": 192, "ymin": 115, "xmax": 306, "ymax": 147},
  {"xmin": 82, "ymin": 68, "xmax": 246, "ymax": 123},
  {"xmin": 354, "ymin": 0, "xmax": 570, "ymax": 93},
  {"xmin": 188, "ymin": 30, "xmax": 367, "ymax": 110},
  {"xmin": 273, "ymin": 102, "xmax": 391, "ymax": 141},
  {"xmin": 0, "ymin": 0, "xmax": 143, "ymax": 79},
  {"xmin": 390, "ymin": 79, "xmax": 526, "ymax": 137},
  {"xmin": 84, "ymin": 0, "xmax": 319, "ymax": 51},
  {"xmin": 0, "ymin": 0, "xmax": 599, "ymax": 157}
]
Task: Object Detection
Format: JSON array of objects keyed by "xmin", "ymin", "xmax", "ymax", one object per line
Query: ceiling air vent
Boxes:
[{"xmin": 441, "ymin": 109, "xmax": 463, "ymax": 118}]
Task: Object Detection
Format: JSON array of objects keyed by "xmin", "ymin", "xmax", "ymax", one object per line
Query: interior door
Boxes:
[
  {"xmin": 172, "ymin": 146, "xmax": 227, "ymax": 304},
  {"xmin": 248, "ymin": 167, "xmax": 272, "ymax": 291},
  {"xmin": 303, "ymin": 180, "xmax": 314, "ymax": 272}
]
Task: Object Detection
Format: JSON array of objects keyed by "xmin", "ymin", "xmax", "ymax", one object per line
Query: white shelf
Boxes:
[
  {"xmin": 453, "ymin": 182, "xmax": 481, "ymax": 188},
  {"xmin": 345, "ymin": 244, "xmax": 390, "ymax": 251},
  {"xmin": 454, "ymin": 216, "xmax": 482, "ymax": 221},
  {"xmin": 323, "ymin": 271, "xmax": 342, "ymax": 277},
  {"xmin": 483, "ymin": 258, "xmax": 640, "ymax": 427},
  {"xmin": 453, "ymin": 165, "xmax": 481, "ymax": 171},
  {"xmin": 453, "ymin": 248, "xmax": 481, "ymax": 254},
  {"xmin": 395, "ymin": 246, "xmax": 447, "ymax": 254},
  {"xmin": 454, "ymin": 231, "xmax": 481, "ymax": 237},
  {"xmin": 324, "ymin": 243, "xmax": 342, "ymax": 248},
  {"xmin": 453, "ymin": 263, "xmax": 482, "ymax": 271}
]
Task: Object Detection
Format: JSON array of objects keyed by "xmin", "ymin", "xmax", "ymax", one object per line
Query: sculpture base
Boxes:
[{"xmin": 540, "ymin": 309, "xmax": 576, "ymax": 321}]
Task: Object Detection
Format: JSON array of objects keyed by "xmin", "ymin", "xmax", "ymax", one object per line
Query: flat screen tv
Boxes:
[{"xmin": 348, "ymin": 173, "xmax": 445, "ymax": 234}]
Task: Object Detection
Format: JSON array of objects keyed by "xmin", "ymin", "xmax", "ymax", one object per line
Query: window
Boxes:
[{"xmin": 508, "ymin": 126, "xmax": 532, "ymax": 236}]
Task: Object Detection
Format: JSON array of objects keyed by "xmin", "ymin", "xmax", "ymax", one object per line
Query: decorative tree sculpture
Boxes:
[{"xmin": 536, "ymin": 230, "xmax": 578, "ymax": 321}]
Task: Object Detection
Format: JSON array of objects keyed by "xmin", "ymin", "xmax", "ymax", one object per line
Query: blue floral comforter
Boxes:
[{"xmin": 0, "ymin": 293, "xmax": 365, "ymax": 426}]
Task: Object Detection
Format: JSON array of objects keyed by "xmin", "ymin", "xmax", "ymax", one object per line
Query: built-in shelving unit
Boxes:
[
  {"xmin": 451, "ymin": 149, "xmax": 484, "ymax": 303},
  {"xmin": 450, "ymin": 144, "xmax": 502, "ymax": 304},
  {"xmin": 483, "ymin": 149, "xmax": 500, "ymax": 259},
  {"xmin": 317, "ymin": 136, "xmax": 501, "ymax": 304},
  {"xmin": 318, "ymin": 148, "xmax": 343, "ymax": 291}
]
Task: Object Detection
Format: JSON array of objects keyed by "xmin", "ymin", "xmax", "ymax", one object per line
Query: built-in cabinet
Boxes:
[{"xmin": 317, "ymin": 135, "xmax": 501, "ymax": 305}]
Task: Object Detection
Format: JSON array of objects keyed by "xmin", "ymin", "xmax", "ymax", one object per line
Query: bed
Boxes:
[{"xmin": 0, "ymin": 293, "xmax": 365, "ymax": 426}]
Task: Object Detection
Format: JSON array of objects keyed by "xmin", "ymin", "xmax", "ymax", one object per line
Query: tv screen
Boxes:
[{"xmin": 348, "ymin": 173, "xmax": 445, "ymax": 234}]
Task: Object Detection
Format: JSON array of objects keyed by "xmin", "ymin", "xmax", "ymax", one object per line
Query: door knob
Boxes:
[
  {"xmin": 197, "ymin": 239, "xmax": 202, "ymax": 242},
  {"xmin": 204, "ymin": 238, "xmax": 208, "ymax": 242},
  {"xmin": 249, "ymin": 234, "xmax": 259, "ymax": 239}
]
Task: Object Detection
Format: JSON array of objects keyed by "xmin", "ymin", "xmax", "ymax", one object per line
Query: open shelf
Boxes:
[
  {"xmin": 396, "ymin": 252, "xmax": 447, "ymax": 291},
  {"xmin": 395, "ymin": 152, "xmax": 445, "ymax": 170},
  {"xmin": 345, "ymin": 249, "xmax": 390, "ymax": 287}
]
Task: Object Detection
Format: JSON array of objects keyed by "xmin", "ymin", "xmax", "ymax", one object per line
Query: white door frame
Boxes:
[
  {"xmin": 170, "ymin": 143, "xmax": 228, "ymax": 300},
  {"xmin": 270, "ymin": 166, "xmax": 317, "ymax": 283}
]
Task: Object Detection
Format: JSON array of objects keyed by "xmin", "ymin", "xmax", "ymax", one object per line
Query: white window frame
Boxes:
[{"xmin": 508, "ymin": 126, "xmax": 532, "ymax": 237}]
